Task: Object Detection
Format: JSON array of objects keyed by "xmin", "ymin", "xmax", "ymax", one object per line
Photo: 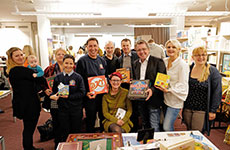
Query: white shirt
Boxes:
[
  {"xmin": 139, "ymin": 55, "xmax": 150, "ymax": 80},
  {"xmin": 163, "ymin": 57, "xmax": 189, "ymax": 109}
]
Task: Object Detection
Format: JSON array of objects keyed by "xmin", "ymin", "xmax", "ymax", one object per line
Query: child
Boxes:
[
  {"xmin": 27, "ymin": 55, "xmax": 44, "ymax": 78},
  {"xmin": 50, "ymin": 54, "xmax": 85, "ymax": 148}
]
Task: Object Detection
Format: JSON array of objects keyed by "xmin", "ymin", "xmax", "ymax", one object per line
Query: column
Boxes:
[
  {"xmin": 37, "ymin": 16, "xmax": 52, "ymax": 69},
  {"xmin": 170, "ymin": 16, "xmax": 185, "ymax": 39}
]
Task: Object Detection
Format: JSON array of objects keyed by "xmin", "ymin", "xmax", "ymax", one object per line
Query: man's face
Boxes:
[
  {"xmin": 104, "ymin": 42, "xmax": 114, "ymax": 56},
  {"xmin": 136, "ymin": 43, "xmax": 150, "ymax": 62},
  {"xmin": 121, "ymin": 41, "xmax": 131, "ymax": 55},
  {"xmin": 87, "ymin": 40, "xmax": 99, "ymax": 59}
]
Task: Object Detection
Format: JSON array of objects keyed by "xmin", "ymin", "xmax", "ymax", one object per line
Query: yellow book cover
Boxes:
[{"xmin": 154, "ymin": 73, "xmax": 170, "ymax": 88}]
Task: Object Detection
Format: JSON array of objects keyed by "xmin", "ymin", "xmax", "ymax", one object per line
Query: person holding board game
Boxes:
[
  {"xmin": 133, "ymin": 40, "xmax": 166, "ymax": 132},
  {"xmin": 155, "ymin": 39, "xmax": 189, "ymax": 131},
  {"xmin": 102, "ymin": 72, "xmax": 133, "ymax": 133},
  {"xmin": 50, "ymin": 54, "xmax": 85, "ymax": 148}
]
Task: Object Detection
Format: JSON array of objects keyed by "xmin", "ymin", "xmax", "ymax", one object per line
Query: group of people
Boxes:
[{"xmin": 4, "ymin": 37, "xmax": 222, "ymax": 150}]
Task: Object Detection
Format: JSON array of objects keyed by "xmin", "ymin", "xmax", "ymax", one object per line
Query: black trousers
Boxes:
[
  {"xmin": 56, "ymin": 107, "xmax": 83, "ymax": 144},
  {"xmin": 50, "ymin": 108, "xmax": 59, "ymax": 147},
  {"xmin": 22, "ymin": 116, "xmax": 39, "ymax": 150},
  {"xmin": 84, "ymin": 94, "xmax": 104, "ymax": 133}
]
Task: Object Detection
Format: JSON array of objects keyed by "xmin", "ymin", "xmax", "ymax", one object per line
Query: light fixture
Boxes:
[
  {"xmin": 126, "ymin": 24, "xmax": 176, "ymax": 28},
  {"xmin": 50, "ymin": 25, "xmax": 101, "ymax": 28},
  {"xmin": 156, "ymin": 11, "xmax": 230, "ymax": 16}
]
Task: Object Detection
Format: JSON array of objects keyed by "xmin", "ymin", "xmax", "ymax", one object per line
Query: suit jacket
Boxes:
[{"xmin": 133, "ymin": 55, "xmax": 166, "ymax": 108}]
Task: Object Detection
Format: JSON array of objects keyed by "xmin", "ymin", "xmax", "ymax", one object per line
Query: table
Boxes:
[
  {"xmin": 0, "ymin": 90, "xmax": 11, "ymax": 99},
  {"xmin": 121, "ymin": 130, "xmax": 219, "ymax": 150}
]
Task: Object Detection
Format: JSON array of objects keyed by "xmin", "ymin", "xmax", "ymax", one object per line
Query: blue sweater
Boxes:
[{"xmin": 28, "ymin": 65, "xmax": 44, "ymax": 77}]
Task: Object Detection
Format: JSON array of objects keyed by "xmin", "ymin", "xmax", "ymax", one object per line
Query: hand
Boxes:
[
  {"xmin": 117, "ymin": 119, "xmax": 124, "ymax": 126},
  {"xmin": 145, "ymin": 88, "xmax": 152, "ymax": 101},
  {"xmin": 82, "ymin": 108, "xmax": 86, "ymax": 120},
  {"xmin": 87, "ymin": 92, "xmax": 97, "ymax": 99},
  {"xmin": 32, "ymin": 73, "xmax": 37, "ymax": 78},
  {"xmin": 154, "ymin": 85, "xmax": 168, "ymax": 93},
  {"xmin": 209, "ymin": 112, "xmax": 216, "ymax": 120},
  {"xmin": 50, "ymin": 93, "xmax": 59, "ymax": 101},
  {"xmin": 59, "ymin": 95, "xmax": 68, "ymax": 98},
  {"xmin": 44, "ymin": 89, "xmax": 52, "ymax": 96}
]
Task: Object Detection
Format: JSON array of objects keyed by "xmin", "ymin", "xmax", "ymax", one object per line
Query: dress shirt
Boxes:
[{"xmin": 139, "ymin": 55, "xmax": 150, "ymax": 80}]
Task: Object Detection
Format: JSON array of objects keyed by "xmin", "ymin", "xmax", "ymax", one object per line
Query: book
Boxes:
[
  {"xmin": 116, "ymin": 68, "xmax": 130, "ymax": 83},
  {"xmin": 154, "ymin": 72, "xmax": 170, "ymax": 89},
  {"xmin": 128, "ymin": 80, "xmax": 150, "ymax": 100},
  {"xmin": 58, "ymin": 83, "xmax": 69, "ymax": 96},
  {"xmin": 46, "ymin": 75, "xmax": 55, "ymax": 90},
  {"xmin": 57, "ymin": 141, "xmax": 82, "ymax": 150},
  {"xmin": 88, "ymin": 75, "xmax": 108, "ymax": 95},
  {"xmin": 89, "ymin": 139, "xmax": 107, "ymax": 150},
  {"xmin": 159, "ymin": 137, "xmax": 194, "ymax": 150},
  {"xmin": 115, "ymin": 108, "xmax": 126, "ymax": 120}
]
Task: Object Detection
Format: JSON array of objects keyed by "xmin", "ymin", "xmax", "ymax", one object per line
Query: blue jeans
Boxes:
[
  {"xmin": 163, "ymin": 106, "xmax": 180, "ymax": 131},
  {"xmin": 149, "ymin": 108, "xmax": 161, "ymax": 132}
]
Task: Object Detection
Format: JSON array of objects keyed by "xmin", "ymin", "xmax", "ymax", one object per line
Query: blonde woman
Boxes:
[
  {"xmin": 22, "ymin": 45, "xmax": 35, "ymax": 67},
  {"xmin": 155, "ymin": 39, "xmax": 189, "ymax": 131},
  {"xmin": 183, "ymin": 47, "xmax": 222, "ymax": 135},
  {"xmin": 6, "ymin": 47, "xmax": 46, "ymax": 150}
]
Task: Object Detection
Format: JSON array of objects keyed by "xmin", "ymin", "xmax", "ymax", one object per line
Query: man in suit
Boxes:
[{"xmin": 133, "ymin": 40, "xmax": 166, "ymax": 132}]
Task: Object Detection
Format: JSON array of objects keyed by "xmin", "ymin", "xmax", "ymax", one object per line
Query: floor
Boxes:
[{"xmin": 0, "ymin": 94, "xmax": 230, "ymax": 150}]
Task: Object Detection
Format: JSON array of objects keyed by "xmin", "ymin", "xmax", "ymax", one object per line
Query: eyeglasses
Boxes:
[
  {"xmin": 194, "ymin": 54, "xmax": 207, "ymax": 57},
  {"xmin": 111, "ymin": 80, "xmax": 121, "ymax": 83}
]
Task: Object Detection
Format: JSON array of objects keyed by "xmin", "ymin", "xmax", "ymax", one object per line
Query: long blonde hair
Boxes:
[
  {"xmin": 192, "ymin": 47, "xmax": 210, "ymax": 82},
  {"xmin": 165, "ymin": 39, "xmax": 182, "ymax": 57},
  {"xmin": 23, "ymin": 45, "xmax": 35, "ymax": 58},
  {"xmin": 6, "ymin": 47, "xmax": 23, "ymax": 74}
]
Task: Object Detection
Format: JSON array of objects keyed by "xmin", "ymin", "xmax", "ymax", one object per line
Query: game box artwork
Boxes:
[
  {"xmin": 88, "ymin": 75, "xmax": 108, "ymax": 95},
  {"xmin": 128, "ymin": 80, "xmax": 150, "ymax": 100}
]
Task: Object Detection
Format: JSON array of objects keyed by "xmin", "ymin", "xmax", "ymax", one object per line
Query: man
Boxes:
[
  {"xmin": 103, "ymin": 41, "xmax": 119, "ymax": 75},
  {"xmin": 148, "ymin": 39, "xmax": 165, "ymax": 59},
  {"xmin": 75, "ymin": 37, "xmax": 107, "ymax": 133},
  {"xmin": 118, "ymin": 38, "xmax": 139, "ymax": 132},
  {"xmin": 133, "ymin": 40, "xmax": 166, "ymax": 132}
]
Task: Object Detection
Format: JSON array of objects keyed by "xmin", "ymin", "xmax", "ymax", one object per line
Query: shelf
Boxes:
[{"xmin": 177, "ymin": 37, "xmax": 188, "ymax": 42}]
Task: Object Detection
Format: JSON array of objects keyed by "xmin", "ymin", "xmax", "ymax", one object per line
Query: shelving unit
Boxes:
[{"xmin": 52, "ymin": 34, "xmax": 66, "ymax": 50}]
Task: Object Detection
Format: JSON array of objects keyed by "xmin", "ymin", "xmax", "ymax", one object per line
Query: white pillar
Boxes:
[
  {"xmin": 170, "ymin": 16, "xmax": 185, "ymax": 39},
  {"xmin": 37, "ymin": 16, "xmax": 52, "ymax": 69}
]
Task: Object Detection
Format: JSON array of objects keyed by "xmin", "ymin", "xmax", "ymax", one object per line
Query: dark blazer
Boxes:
[
  {"xmin": 118, "ymin": 51, "xmax": 139, "ymax": 78},
  {"xmin": 133, "ymin": 55, "xmax": 166, "ymax": 108},
  {"xmin": 9, "ymin": 66, "xmax": 41, "ymax": 120}
]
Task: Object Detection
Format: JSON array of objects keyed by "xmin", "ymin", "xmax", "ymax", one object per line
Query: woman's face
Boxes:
[
  {"xmin": 63, "ymin": 58, "xmax": 74, "ymax": 74},
  {"xmin": 55, "ymin": 50, "xmax": 65, "ymax": 63},
  {"xmin": 12, "ymin": 50, "xmax": 24, "ymax": 65},
  {"xmin": 109, "ymin": 76, "xmax": 122, "ymax": 89},
  {"xmin": 192, "ymin": 51, "xmax": 207, "ymax": 65},
  {"xmin": 166, "ymin": 42, "xmax": 180, "ymax": 58}
]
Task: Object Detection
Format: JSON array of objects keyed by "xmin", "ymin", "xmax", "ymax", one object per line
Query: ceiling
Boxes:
[{"xmin": 0, "ymin": 0, "xmax": 230, "ymax": 27}]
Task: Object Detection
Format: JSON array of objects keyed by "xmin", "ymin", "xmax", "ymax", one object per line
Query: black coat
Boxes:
[
  {"xmin": 9, "ymin": 66, "xmax": 41, "ymax": 120},
  {"xmin": 133, "ymin": 56, "xmax": 166, "ymax": 108}
]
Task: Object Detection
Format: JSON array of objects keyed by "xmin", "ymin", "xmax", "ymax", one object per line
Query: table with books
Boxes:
[
  {"xmin": 57, "ymin": 130, "xmax": 218, "ymax": 150},
  {"xmin": 0, "ymin": 90, "xmax": 11, "ymax": 99}
]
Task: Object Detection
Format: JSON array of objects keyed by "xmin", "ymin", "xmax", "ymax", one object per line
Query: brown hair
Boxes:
[
  {"xmin": 55, "ymin": 48, "xmax": 67, "ymax": 56},
  {"xmin": 86, "ymin": 37, "xmax": 99, "ymax": 45},
  {"xmin": 136, "ymin": 40, "xmax": 150, "ymax": 50},
  {"xmin": 114, "ymin": 48, "xmax": 121, "ymax": 57},
  {"xmin": 192, "ymin": 46, "xmax": 210, "ymax": 82},
  {"xmin": 121, "ymin": 38, "xmax": 131, "ymax": 45},
  {"xmin": 6, "ymin": 47, "xmax": 23, "ymax": 73}
]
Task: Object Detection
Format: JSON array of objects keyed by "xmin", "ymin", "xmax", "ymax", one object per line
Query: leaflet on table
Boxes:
[
  {"xmin": 154, "ymin": 72, "xmax": 170, "ymax": 89},
  {"xmin": 88, "ymin": 75, "xmax": 108, "ymax": 95},
  {"xmin": 57, "ymin": 141, "xmax": 82, "ymax": 150},
  {"xmin": 58, "ymin": 82, "xmax": 69, "ymax": 96}
]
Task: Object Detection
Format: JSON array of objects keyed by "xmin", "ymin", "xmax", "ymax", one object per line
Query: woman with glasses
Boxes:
[
  {"xmin": 102, "ymin": 72, "xmax": 133, "ymax": 133},
  {"xmin": 155, "ymin": 39, "xmax": 189, "ymax": 131},
  {"xmin": 183, "ymin": 46, "xmax": 222, "ymax": 135}
]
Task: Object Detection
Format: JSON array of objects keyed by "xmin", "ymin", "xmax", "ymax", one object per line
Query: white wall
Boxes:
[
  {"xmin": 51, "ymin": 25, "xmax": 135, "ymax": 53},
  {"xmin": 0, "ymin": 23, "xmax": 33, "ymax": 57}
]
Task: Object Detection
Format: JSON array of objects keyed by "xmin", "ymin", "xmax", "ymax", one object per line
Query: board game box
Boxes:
[
  {"xmin": 128, "ymin": 80, "xmax": 150, "ymax": 100},
  {"xmin": 88, "ymin": 75, "xmax": 108, "ymax": 95}
]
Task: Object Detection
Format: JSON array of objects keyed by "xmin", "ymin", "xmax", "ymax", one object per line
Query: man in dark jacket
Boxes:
[{"xmin": 133, "ymin": 40, "xmax": 166, "ymax": 132}]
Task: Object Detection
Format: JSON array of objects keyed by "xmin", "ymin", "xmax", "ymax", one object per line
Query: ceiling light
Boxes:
[
  {"xmin": 50, "ymin": 25, "xmax": 101, "ymax": 28},
  {"xmin": 126, "ymin": 24, "xmax": 176, "ymax": 28},
  {"xmin": 156, "ymin": 11, "xmax": 230, "ymax": 16}
]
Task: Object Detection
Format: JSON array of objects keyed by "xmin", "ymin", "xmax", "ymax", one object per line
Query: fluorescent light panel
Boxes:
[{"xmin": 51, "ymin": 25, "xmax": 101, "ymax": 28}]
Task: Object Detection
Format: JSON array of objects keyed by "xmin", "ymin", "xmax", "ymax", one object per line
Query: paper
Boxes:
[
  {"xmin": 115, "ymin": 108, "xmax": 126, "ymax": 120},
  {"xmin": 89, "ymin": 139, "xmax": 107, "ymax": 150}
]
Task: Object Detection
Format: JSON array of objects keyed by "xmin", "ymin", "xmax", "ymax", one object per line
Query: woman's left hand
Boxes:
[
  {"xmin": 154, "ymin": 85, "xmax": 168, "ymax": 93},
  {"xmin": 209, "ymin": 112, "xmax": 216, "ymax": 120},
  {"xmin": 117, "ymin": 119, "xmax": 124, "ymax": 126},
  {"xmin": 145, "ymin": 88, "xmax": 152, "ymax": 101}
]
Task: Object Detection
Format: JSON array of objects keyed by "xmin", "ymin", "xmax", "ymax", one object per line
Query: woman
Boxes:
[
  {"xmin": 102, "ymin": 72, "xmax": 133, "ymax": 133},
  {"xmin": 50, "ymin": 54, "xmax": 85, "ymax": 145},
  {"xmin": 6, "ymin": 47, "xmax": 44, "ymax": 150},
  {"xmin": 43, "ymin": 48, "xmax": 66, "ymax": 148},
  {"xmin": 155, "ymin": 39, "xmax": 189, "ymax": 131},
  {"xmin": 183, "ymin": 47, "xmax": 222, "ymax": 135},
  {"xmin": 22, "ymin": 45, "xmax": 35, "ymax": 67}
]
